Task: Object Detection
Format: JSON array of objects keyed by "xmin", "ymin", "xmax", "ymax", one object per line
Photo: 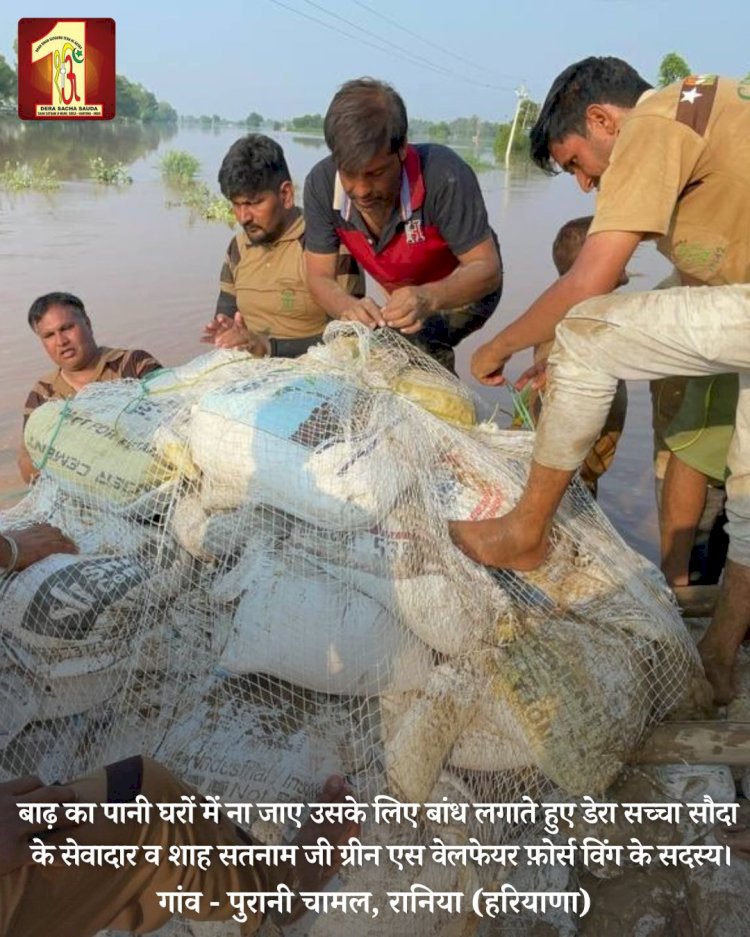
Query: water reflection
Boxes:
[
  {"xmin": 291, "ymin": 134, "xmax": 327, "ymax": 149},
  {"xmin": 0, "ymin": 116, "xmax": 177, "ymax": 180}
]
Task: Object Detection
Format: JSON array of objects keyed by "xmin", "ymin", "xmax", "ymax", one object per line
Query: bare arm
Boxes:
[
  {"xmin": 305, "ymin": 251, "xmax": 385, "ymax": 328},
  {"xmin": 471, "ymin": 230, "xmax": 642, "ymax": 385},
  {"xmin": 382, "ymin": 236, "xmax": 502, "ymax": 334}
]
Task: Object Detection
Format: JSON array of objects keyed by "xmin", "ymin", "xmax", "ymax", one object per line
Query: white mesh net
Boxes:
[{"xmin": 0, "ymin": 323, "xmax": 706, "ymax": 936}]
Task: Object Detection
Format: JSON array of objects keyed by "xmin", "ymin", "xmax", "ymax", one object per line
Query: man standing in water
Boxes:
[
  {"xmin": 449, "ymin": 58, "xmax": 750, "ymax": 705},
  {"xmin": 202, "ymin": 134, "xmax": 363, "ymax": 358},
  {"xmin": 20, "ymin": 292, "xmax": 161, "ymax": 482},
  {"xmin": 303, "ymin": 78, "xmax": 503, "ymax": 372}
]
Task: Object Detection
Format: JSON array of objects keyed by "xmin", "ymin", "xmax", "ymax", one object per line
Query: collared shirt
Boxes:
[
  {"xmin": 590, "ymin": 76, "xmax": 750, "ymax": 284},
  {"xmin": 304, "ymin": 144, "xmax": 502, "ymax": 370},
  {"xmin": 216, "ymin": 210, "xmax": 363, "ymax": 346},
  {"xmin": 23, "ymin": 347, "xmax": 161, "ymax": 426}
]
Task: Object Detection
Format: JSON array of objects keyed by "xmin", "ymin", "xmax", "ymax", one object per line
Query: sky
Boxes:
[{"xmin": 2, "ymin": 1, "xmax": 747, "ymax": 123}]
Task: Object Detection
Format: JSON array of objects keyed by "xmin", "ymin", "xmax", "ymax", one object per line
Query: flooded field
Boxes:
[{"xmin": 0, "ymin": 117, "xmax": 670, "ymax": 560}]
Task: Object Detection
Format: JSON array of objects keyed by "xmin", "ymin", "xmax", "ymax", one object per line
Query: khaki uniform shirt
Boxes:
[
  {"xmin": 590, "ymin": 76, "xmax": 750, "ymax": 284},
  {"xmin": 216, "ymin": 211, "xmax": 362, "ymax": 340}
]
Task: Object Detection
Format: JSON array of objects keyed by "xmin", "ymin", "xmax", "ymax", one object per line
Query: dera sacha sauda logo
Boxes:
[{"xmin": 17, "ymin": 18, "xmax": 116, "ymax": 120}]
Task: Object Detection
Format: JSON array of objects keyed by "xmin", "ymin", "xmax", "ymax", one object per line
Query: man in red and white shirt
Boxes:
[{"xmin": 303, "ymin": 78, "xmax": 503, "ymax": 372}]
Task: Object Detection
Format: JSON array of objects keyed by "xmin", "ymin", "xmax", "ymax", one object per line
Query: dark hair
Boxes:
[
  {"xmin": 530, "ymin": 57, "xmax": 652, "ymax": 174},
  {"xmin": 218, "ymin": 134, "xmax": 291, "ymax": 199},
  {"xmin": 28, "ymin": 292, "xmax": 90, "ymax": 330},
  {"xmin": 552, "ymin": 215, "xmax": 594, "ymax": 275},
  {"xmin": 324, "ymin": 78, "xmax": 408, "ymax": 173}
]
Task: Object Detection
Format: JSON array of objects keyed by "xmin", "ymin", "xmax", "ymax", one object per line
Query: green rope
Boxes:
[
  {"xmin": 33, "ymin": 396, "xmax": 74, "ymax": 472},
  {"xmin": 668, "ymin": 376, "xmax": 717, "ymax": 452},
  {"xmin": 508, "ymin": 383, "xmax": 536, "ymax": 430}
]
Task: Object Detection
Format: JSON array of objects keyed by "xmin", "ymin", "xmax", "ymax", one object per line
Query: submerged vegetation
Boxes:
[
  {"xmin": 159, "ymin": 149, "xmax": 234, "ymax": 225},
  {"xmin": 159, "ymin": 149, "xmax": 201, "ymax": 185},
  {"xmin": 89, "ymin": 156, "xmax": 133, "ymax": 185},
  {"xmin": 179, "ymin": 182, "xmax": 235, "ymax": 225},
  {"xmin": 0, "ymin": 158, "xmax": 59, "ymax": 191}
]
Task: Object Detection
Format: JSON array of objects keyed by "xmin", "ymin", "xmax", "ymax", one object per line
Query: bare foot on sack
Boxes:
[{"xmin": 449, "ymin": 510, "xmax": 549, "ymax": 571}]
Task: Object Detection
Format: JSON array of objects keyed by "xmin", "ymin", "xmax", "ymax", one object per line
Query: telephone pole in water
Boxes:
[{"xmin": 504, "ymin": 83, "xmax": 528, "ymax": 167}]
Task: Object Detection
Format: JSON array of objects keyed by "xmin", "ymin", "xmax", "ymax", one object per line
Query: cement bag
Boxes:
[
  {"xmin": 0, "ymin": 551, "xmax": 161, "ymax": 727},
  {"xmin": 383, "ymin": 658, "xmax": 482, "ymax": 803},
  {"xmin": 217, "ymin": 551, "xmax": 432, "ymax": 696},
  {"xmin": 143, "ymin": 347, "xmax": 278, "ymax": 394},
  {"xmin": 190, "ymin": 372, "xmax": 413, "ymax": 526},
  {"xmin": 431, "ymin": 447, "xmax": 508, "ymax": 521},
  {"xmin": 450, "ymin": 694, "xmax": 535, "ymax": 772},
  {"xmin": 489, "ymin": 617, "xmax": 652, "ymax": 794},
  {"xmin": 24, "ymin": 386, "xmax": 184, "ymax": 507},
  {"xmin": 158, "ymin": 672, "xmax": 354, "ymax": 803},
  {"xmin": 171, "ymin": 492, "xmax": 257, "ymax": 562},
  {"xmin": 286, "ymin": 510, "xmax": 495, "ymax": 657}
]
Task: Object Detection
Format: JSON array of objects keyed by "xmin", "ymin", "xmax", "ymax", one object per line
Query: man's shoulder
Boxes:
[
  {"xmin": 416, "ymin": 143, "xmax": 479, "ymax": 194},
  {"xmin": 306, "ymin": 154, "xmax": 337, "ymax": 194},
  {"xmin": 416, "ymin": 142, "xmax": 471, "ymax": 174},
  {"xmin": 99, "ymin": 347, "xmax": 162, "ymax": 378},
  {"xmin": 29, "ymin": 367, "xmax": 62, "ymax": 399},
  {"xmin": 625, "ymin": 83, "xmax": 684, "ymax": 125}
]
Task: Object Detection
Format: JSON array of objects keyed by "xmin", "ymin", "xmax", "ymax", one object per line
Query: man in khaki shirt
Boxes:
[
  {"xmin": 450, "ymin": 57, "xmax": 750, "ymax": 706},
  {"xmin": 202, "ymin": 134, "xmax": 362, "ymax": 358},
  {"xmin": 20, "ymin": 292, "xmax": 161, "ymax": 482}
]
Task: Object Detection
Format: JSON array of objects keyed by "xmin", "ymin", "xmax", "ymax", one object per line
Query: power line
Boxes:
[
  {"xmin": 299, "ymin": 0, "xmax": 514, "ymax": 90},
  {"xmin": 348, "ymin": 0, "xmax": 520, "ymax": 83},
  {"xmin": 262, "ymin": 0, "xmax": 515, "ymax": 92}
]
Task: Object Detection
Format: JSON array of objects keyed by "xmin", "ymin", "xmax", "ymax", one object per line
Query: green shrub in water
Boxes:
[
  {"xmin": 160, "ymin": 150, "xmax": 201, "ymax": 185},
  {"xmin": 89, "ymin": 157, "xmax": 133, "ymax": 185},
  {"xmin": 180, "ymin": 182, "xmax": 235, "ymax": 225},
  {"xmin": 0, "ymin": 159, "xmax": 59, "ymax": 191}
]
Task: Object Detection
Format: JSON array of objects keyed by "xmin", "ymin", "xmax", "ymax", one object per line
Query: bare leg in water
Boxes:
[{"xmin": 697, "ymin": 560, "xmax": 750, "ymax": 705}]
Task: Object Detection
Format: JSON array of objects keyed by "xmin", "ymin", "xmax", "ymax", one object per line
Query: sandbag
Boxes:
[
  {"xmin": 190, "ymin": 372, "xmax": 413, "ymax": 525},
  {"xmin": 217, "ymin": 551, "xmax": 433, "ymax": 696}
]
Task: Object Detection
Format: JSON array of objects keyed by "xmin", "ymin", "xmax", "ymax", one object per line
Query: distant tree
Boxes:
[
  {"xmin": 116, "ymin": 75, "xmax": 141, "ymax": 119},
  {"xmin": 493, "ymin": 97, "xmax": 540, "ymax": 162},
  {"xmin": 116, "ymin": 74, "xmax": 176, "ymax": 122},
  {"xmin": 246, "ymin": 111, "xmax": 263, "ymax": 129},
  {"xmin": 272, "ymin": 120, "xmax": 283, "ymax": 131},
  {"xmin": 0, "ymin": 54, "xmax": 16, "ymax": 106},
  {"xmin": 658, "ymin": 52, "xmax": 691, "ymax": 87},
  {"xmin": 428, "ymin": 121, "xmax": 450, "ymax": 143},
  {"xmin": 290, "ymin": 113, "xmax": 324, "ymax": 132},
  {"xmin": 153, "ymin": 100, "xmax": 178, "ymax": 123}
]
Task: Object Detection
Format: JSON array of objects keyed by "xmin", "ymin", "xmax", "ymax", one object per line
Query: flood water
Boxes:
[{"xmin": 0, "ymin": 117, "xmax": 670, "ymax": 561}]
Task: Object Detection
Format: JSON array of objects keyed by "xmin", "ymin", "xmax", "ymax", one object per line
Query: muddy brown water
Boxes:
[{"xmin": 0, "ymin": 118, "xmax": 670, "ymax": 561}]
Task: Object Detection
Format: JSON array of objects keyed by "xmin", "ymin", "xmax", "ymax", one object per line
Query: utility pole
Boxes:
[{"xmin": 504, "ymin": 83, "xmax": 528, "ymax": 167}]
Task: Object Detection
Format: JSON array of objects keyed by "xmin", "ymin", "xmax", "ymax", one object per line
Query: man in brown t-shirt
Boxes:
[
  {"xmin": 201, "ymin": 134, "xmax": 363, "ymax": 358},
  {"xmin": 19, "ymin": 292, "xmax": 161, "ymax": 482},
  {"xmin": 451, "ymin": 58, "xmax": 750, "ymax": 706}
]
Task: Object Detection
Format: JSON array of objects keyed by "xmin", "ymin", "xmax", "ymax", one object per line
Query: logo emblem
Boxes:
[
  {"xmin": 18, "ymin": 18, "xmax": 116, "ymax": 120},
  {"xmin": 404, "ymin": 219, "xmax": 426, "ymax": 245}
]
